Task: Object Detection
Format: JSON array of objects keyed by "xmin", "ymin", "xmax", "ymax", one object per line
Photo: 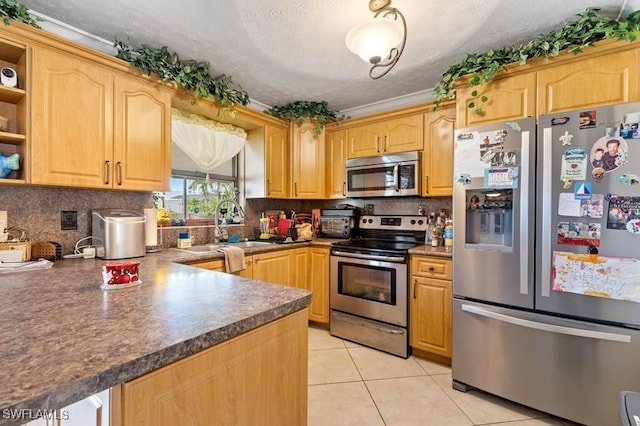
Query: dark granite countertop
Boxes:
[
  {"xmin": 408, "ymin": 245, "xmax": 453, "ymax": 258},
  {"xmin": 0, "ymin": 249, "xmax": 312, "ymax": 425}
]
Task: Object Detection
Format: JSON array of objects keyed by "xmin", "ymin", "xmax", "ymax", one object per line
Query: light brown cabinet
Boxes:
[
  {"xmin": 410, "ymin": 255, "xmax": 452, "ymax": 360},
  {"xmin": 536, "ymin": 48, "xmax": 640, "ymax": 115},
  {"xmin": 455, "ymin": 41, "xmax": 640, "ymax": 128},
  {"xmin": 30, "ymin": 46, "xmax": 171, "ymax": 190},
  {"xmin": 113, "ymin": 309, "xmax": 308, "ymax": 426},
  {"xmin": 189, "ymin": 246, "xmax": 330, "ymax": 325},
  {"xmin": 422, "ymin": 104, "xmax": 455, "ymax": 196},
  {"xmin": 455, "ymin": 71, "xmax": 536, "ymax": 129},
  {"xmin": 325, "ymin": 127, "xmax": 347, "ymax": 198},
  {"xmin": 264, "ymin": 123, "xmax": 289, "ymax": 198},
  {"xmin": 347, "ymin": 113, "xmax": 424, "ymax": 158},
  {"xmin": 291, "ymin": 121, "xmax": 325, "ymax": 198},
  {"xmin": 0, "ymin": 37, "xmax": 27, "ymax": 185},
  {"xmin": 308, "ymin": 246, "xmax": 330, "ymax": 324}
]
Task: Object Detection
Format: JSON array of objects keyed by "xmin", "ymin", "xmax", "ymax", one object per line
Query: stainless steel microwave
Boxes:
[{"xmin": 345, "ymin": 151, "xmax": 420, "ymax": 197}]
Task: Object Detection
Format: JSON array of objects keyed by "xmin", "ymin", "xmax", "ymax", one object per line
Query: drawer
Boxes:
[{"xmin": 411, "ymin": 256, "xmax": 452, "ymax": 280}]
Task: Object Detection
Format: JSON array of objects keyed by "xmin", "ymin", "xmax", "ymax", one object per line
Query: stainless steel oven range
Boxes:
[{"xmin": 330, "ymin": 215, "xmax": 427, "ymax": 358}]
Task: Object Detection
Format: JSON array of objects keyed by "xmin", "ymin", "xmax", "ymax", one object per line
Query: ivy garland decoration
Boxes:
[
  {"xmin": 114, "ymin": 40, "xmax": 250, "ymax": 111},
  {"xmin": 264, "ymin": 100, "xmax": 347, "ymax": 134},
  {"xmin": 433, "ymin": 8, "xmax": 640, "ymax": 115},
  {"xmin": 0, "ymin": 0, "xmax": 39, "ymax": 27}
]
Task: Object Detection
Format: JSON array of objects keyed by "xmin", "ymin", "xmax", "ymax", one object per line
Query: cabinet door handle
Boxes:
[
  {"xmin": 376, "ymin": 136, "xmax": 380, "ymax": 153},
  {"xmin": 116, "ymin": 162, "xmax": 123, "ymax": 186},
  {"xmin": 413, "ymin": 279, "xmax": 417, "ymax": 299},
  {"xmin": 267, "ymin": 180, "xmax": 271, "ymax": 196},
  {"xmin": 383, "ymin": 135, "xmax": 388, "ymax": 152},
  {"xmin": 295, "ymin": 182, "xmax": 298, "ymax": 197},
  {"xmin": 342, "ymin": 181, "xmax": 346, "ymax": 197},
  {"xmin": 104, "ymin": 160, "xmax": 111, "ymax": 185},
  {"xmin": 424, "ymin": 176, "xmax": 429, "ymax": 194}
]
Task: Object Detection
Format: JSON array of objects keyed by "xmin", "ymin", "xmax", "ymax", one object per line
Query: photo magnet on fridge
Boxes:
[
  {"xmin": 591, "ymin": 136, "xmax": 628, "ymax": 172},
  {"xmin": 579, "ymin": 110, "xmax": 597, "ymax": 129}
]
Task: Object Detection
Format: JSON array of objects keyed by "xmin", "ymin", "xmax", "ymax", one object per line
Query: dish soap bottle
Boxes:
[{"xmin": 444, "ymin": 219, "xmax": 453, "ymax": 251}]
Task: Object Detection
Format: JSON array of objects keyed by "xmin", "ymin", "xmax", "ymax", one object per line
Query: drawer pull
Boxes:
[{"xmin": 428, "ymin": 266, "xmax": 435, "ymax": 272}]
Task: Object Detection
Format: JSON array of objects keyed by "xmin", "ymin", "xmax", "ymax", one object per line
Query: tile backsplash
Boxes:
[
  {"xmin": 1, "ymin": 186, "xmax": 153, "ymax": 254},
  {"xmin": 3, "ymin": 186, "xmax": 451, "ymax": 254}
]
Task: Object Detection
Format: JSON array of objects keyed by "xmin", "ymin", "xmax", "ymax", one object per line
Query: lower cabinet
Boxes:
[
  {"xmin": 308, "ymin": 246, "xmax": 330, "ymax": 324},
  {"xmin": 410, "ymin": 255, "xmax": 452, "ymax": 360},
  {"xmin": 112, "ymin": 309, "xmax": 308, "ymax": 426},
  {"xmin": 188, "ymin": 246, "xmax": 330, "ymax": 325}
]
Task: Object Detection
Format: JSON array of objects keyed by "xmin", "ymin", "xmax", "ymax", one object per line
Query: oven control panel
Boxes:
[{"xmin": 360, "ymin": 215, "xmax": 427, "ymax": 231}]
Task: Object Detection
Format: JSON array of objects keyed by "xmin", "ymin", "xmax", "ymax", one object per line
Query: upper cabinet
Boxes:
[
  {"xmin": 422, "ymin": 104, "xmax": 455, "ymax": 197},
  {"xmin": 245, "ymin": 122, "xmax": 290, "ymax": 198},
  {"xmin": 455, "ymin": 40, "xmax": 640, "ymax": 128},
  {"xmin": 265, "ymin": 123, "xmax": 289, "ymax": 198},
  {"xmin": 537, "ymin": 48, "xmax": 640, "ymax": 115},
  {"xmin": 325, "ymin": 127, "xmax": 347, "ymax": 199},
  {"xmin": 455, "ymin": 72, "xmax": 536, "ymax": 129},
  {"xmin": 291, "ymin": 120, "xmax": 325, "ymax": 199},
  {"xmin": 0, "ymin": 36, "xmax": 27, "ymax": 185},
  {"xmin": 347, "ymin": 113, "xmax": 423, "ymax": 158},
  {"xmin": 30, "ymin": 46, "xmax": 171, "ymax": 190}
]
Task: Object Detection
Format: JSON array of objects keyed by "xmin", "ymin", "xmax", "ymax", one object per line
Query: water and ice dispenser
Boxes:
[{"xmin": 464, "ymin": 189, "xmax": 513, "ymax": 249}]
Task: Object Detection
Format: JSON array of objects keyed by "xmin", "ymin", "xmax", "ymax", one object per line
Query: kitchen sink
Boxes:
[
  {"xmin": 228, "ymin": 241, "xmax": 273, "ymax": 248},
  {"xmin": 178, "ymin": 244, "xmax": 222, "ymax": 254},
  {"xmin": 176, "ymin": 241, "xmax": 273, "ymax": 254}
]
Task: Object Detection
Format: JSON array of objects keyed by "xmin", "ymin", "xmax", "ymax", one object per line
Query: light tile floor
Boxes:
[{"xmin": 308, "ymin": 325, "xmax": 581, "ymax": 426}]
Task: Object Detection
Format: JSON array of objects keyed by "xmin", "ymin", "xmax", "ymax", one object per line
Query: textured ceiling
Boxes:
[{"xmin": 18, "ymin": 0, "xmax": 640, "ymax": 113}]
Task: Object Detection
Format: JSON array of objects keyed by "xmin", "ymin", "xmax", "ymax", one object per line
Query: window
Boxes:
[{"xmin": 154, "ymin": 156, "xmax": 239, "ymax": 226}]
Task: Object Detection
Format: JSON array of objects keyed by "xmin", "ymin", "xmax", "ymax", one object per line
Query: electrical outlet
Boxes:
[{"xmin": 61, "ymin": 211, "xmax": 77, "ymax": 230}]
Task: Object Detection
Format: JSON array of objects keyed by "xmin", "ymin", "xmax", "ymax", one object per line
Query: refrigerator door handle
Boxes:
[
  {"xmin": 461, "ymin": 304, "xmax": 632, "ymax": 343},
  {"xmin": 519, "ymin": 131, "xmax": 530, "ymax": 295},
  {"xmin": 540, "ymin": 127, "xmax": 553, "ymax": 298}
]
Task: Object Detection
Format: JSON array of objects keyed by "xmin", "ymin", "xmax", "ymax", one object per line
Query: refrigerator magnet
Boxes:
[
  {"xmin": 574, "ymin": 182, "xmax": 592, "ymax": 200},
  {"xmin": 561, "ymin": 147, "xmax": 588, "ymax": 182},
  {"xmin": 591, "ymin": 136, "xmax": 628, "ymax": 172},
  {"xmin": 619, "ymin": 174, "xmax": 640, "ymax": 186},
  {"xmin": 556, "ymin": 221, "xmax": 601, "ymax": 247},
  {"xmin": 620, "ymin": 112, "xmax": 640, "ymax": 139},
  {"xmin": 484, "ymin": 167, "xmax": 518, "ymax": 188},
  {"xmin": 505, "ymin": 121, "xmax": 521, "ymax": 132},
  {"xmin": 559, "ymin": 131, "xmax": 574, "ymax": 146},
  {"xmin": 551, "ymin": 117, "xmax": 569, "ymax": 126},
  {"xmin": 607, "ymin": 196, "xmax": 640, "ymax": 230},
  {"xmin": 579, "ymin": 110, "xmax": 597, "ymax": 129},
  {"xmin": 592, "ymin": 167, "xmax": 605, "ymax": 182}
]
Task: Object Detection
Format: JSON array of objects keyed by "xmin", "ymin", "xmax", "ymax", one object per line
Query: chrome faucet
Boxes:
[{"xmin": 213, "ymin": 192, "xmax": 245, "ymax": 243}]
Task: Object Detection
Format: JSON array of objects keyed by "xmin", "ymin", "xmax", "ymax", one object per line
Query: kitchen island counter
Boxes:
[{"xmin": 0, "ymin": 252, "xmax": 311, "ymax": 425}]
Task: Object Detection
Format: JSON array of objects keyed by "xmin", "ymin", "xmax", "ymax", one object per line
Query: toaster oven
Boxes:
[{"xmin": 319, "ymin": 208, "xmax": 360, "ymax": 239}]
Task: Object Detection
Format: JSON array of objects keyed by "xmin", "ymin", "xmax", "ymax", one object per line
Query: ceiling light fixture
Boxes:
[{"xmin": 345, "ymin": 0, "xmax": 407, "ymax": 80}]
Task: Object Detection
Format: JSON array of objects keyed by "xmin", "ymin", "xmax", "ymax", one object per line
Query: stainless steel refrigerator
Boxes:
[{"xmin": 452, "ymin": 104, "xmax": 640, "ymax": 426}]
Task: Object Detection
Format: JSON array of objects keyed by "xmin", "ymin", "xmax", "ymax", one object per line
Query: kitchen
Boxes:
[{"xmin": 2, "ymin": 1, "xmax": 640, "ymax": 425}]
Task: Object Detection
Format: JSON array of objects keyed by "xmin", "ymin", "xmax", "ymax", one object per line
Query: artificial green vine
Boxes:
[
  {"xmin": 433, "ymin": 8, "xmax": 640, "ymax": 114},
  {"xmin": 265, "ymin": 100, "xmax": 347, "ymax": 134},
  {"xmin": 114, "ymin": 40, "xmax": 249, "ymax": 110},
  {"xmin": 0, "ymin": 0, "xmax": 39, "ymax": 28}
]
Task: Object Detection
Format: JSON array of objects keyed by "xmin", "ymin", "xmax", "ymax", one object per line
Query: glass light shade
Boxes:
[{"xmin": 345, "ymin": 17, "xmax": 403, "ymax": 63}]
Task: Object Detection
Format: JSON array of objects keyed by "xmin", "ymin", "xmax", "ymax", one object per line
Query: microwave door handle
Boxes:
[{"xmin": 393, "ymin": 163, "xmax": 399, "ymax": 192}]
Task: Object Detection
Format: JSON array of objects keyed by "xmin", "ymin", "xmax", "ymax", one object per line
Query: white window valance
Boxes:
[{"xmin": 171, "ymin": 108, "xmax": 247, "ymax": 173}]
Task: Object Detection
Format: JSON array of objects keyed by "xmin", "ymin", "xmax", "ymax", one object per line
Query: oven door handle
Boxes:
[{"xmin": 332, "ymin": 250, "xmax": 405, "ymax": 262}]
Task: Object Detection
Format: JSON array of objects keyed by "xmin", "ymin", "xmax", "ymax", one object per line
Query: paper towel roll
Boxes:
[{"xmin": 144, "ymin": 208, "xmax": 158, "ymax": 246}]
